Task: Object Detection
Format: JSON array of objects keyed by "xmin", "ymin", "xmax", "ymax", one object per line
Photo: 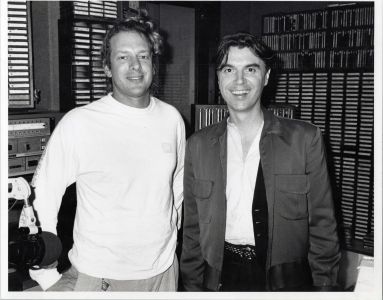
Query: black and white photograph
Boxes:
[{"xmin": 1, "ymin": 1, "xmax": 382, "ymax": 299}]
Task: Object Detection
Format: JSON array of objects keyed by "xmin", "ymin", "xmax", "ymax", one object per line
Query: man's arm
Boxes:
[
  {"xmin": 306, "ymin": 126, "xmax": 341, "ymax": 290},
  {"xmin": 29, "ymin": 116, "xmax": 77, "ymax": 290},
  {"xmin": 180, "ymin": 139, "xmax": 205, "ymax": 291},
  {"xmin": 172, "ymin": 118, "xmax": 185, "ymax": 229}
]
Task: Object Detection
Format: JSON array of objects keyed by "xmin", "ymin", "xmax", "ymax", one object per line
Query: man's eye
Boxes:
[
  {"xmin": 138, "ymin": 54, "xmax": 150, "ymax": 60},
  {"xmin": 247, "ymin": 67, "xmax": 256, "ymax": 73},
  {"xmin": 119, "ymin": 56, "xmax": 128, "ymax": 60},
  {"xmin": 223, "ymin": 68, "xmax": 233, "ymax": 73}
]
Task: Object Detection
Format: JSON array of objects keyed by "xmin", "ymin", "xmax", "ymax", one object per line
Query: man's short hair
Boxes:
[
  {"xmin": 101, "ymin": 10, "xmax": 163, "ymax": 70},
  {"xmin": 215, "ymin": 32, "xmax": 274, "ymax": 71}
]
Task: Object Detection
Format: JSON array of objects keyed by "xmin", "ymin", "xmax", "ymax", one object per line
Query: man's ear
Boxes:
[{"xmin": 104, "ymin": 65, "xmax": 112, "ymax": 78}]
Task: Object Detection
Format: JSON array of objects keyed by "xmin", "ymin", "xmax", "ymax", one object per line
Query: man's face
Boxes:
[
  {"xmin": 104, "ymin": 31, "xmax": 153, "ymax": 106},
  {"xmin": 217, "ymin": 46, "xmax": 270, "ymax": 114}
]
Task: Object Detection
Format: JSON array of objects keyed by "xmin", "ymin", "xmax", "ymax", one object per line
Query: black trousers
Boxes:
[{"xmin": 221, "ymin": 246, "xmax": 266, "ymax": 291}]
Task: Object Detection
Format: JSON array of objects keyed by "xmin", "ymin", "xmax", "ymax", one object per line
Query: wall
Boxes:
[
  {"xmin": 31, "ymin": 1, "xmax": 60, "ymax": 112},
  {"xmin": 147, "ymin": 3, "xmax": 196, "ymax": 135},
  {"xmin": 158, "ymin": 4, "xmax": 196, "ymax": 133}
]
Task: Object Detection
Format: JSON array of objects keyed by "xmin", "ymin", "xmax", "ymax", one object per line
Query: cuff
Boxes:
[{"xmin": 29, "ymin": 268, "xmax": 62, "ymax": 291}]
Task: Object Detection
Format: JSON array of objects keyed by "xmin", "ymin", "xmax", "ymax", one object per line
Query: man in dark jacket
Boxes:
[{"xmin": 180, "ymin": 32, "xmax": 340, "ymax": 291}]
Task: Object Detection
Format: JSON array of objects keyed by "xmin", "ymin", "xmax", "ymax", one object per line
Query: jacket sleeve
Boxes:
[
  {"xmin": 306, "ymin": 126, "xmax": 341, "ymax": 289},
  {"xmin": 180, "ymin": 138, "xmax": 205, "ymax": 291}
]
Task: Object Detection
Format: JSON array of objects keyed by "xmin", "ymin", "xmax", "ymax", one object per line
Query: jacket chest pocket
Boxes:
[
  {"xmin": 192, "ymin": 179, "xmax": 214, "ymax": 224},
  {"xmin": 275, "ymin": 174, "xmax": 309, "ymax": 220}
]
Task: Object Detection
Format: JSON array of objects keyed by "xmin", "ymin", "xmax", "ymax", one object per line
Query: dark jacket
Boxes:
[{"xmin": 180, "ymin": 108, "xmax": 341, "ymax": 291}]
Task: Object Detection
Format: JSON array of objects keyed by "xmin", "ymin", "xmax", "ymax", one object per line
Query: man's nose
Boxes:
[
  {"xmin": 235, "ymin": 70, "xmax": 245, "ymax": 84},
  {"xmin": 129, "ymin": 56, "xmax": 141, "ymax": 71}
]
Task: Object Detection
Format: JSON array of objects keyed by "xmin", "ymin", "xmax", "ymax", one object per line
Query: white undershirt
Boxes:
[{"xmin": 225, "ymin": 118, "xmax": 264, "ymax": 245}]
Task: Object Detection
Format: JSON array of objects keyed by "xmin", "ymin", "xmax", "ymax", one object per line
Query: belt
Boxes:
[{"xmin": 224, "ymin": 242, "xmax": 257, "ymax": 261}]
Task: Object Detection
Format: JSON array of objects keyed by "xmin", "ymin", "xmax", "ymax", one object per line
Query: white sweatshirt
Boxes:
[{"xmin": 31, "ymin": 94, "xmax": 185, "ymax": 282}]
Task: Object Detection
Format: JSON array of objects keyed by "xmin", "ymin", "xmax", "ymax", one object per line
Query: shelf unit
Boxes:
[
  {"xmin": 7, "ymin": 0, "xmax": 35, "ymax": 109},
  {"xmin": 262, "ymin": 2, "xmax": 374, "ymax": 255},
  {"xmin": 58, "ymin": 1, "xmax": 121, "ymax": 111},
  {"xmin": 7, "ymin": 1, "xmax": 66, "ymax": 179}
]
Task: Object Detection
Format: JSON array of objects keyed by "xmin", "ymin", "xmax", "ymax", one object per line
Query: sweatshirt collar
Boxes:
[{"xmin": 106, "ymin": 93, "xmax": 155, "ymax": 114}]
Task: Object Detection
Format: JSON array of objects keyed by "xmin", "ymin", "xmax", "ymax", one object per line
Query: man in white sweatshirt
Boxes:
[{"xmin": 29, "ymin": 12, "xmax": 185, "ymax": 291}]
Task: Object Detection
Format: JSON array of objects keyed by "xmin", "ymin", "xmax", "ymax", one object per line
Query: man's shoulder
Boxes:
[
  {"xmin": 59, "ymin": 105, "xmax": 90, "ymax": 123},
  {"xmin": 59, "ymin": 96, "xmax": 109, "ymax": 122},
  {"xmin": 271, "ymin": 115, "xmax": 321, "ymax": 145},
  {"xmin": 188, "ymin": 121, "xmax": 225, "ymax": 143},
  {"xmin": 275, "ymin": 115, "xmax": 318, "ymax": 133},
  {"xmin": 57, "ymin": 107, "xmax": 83, "ymax": 125},
  {"xmin": 152, "ymin": 97, "xmax": 184, "ymax": 121}
]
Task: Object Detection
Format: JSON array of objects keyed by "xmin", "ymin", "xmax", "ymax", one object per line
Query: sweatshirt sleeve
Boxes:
[
  {"xmin": 28, "ymin": 113, "xmax": 78, "ymax": 289},
  {"xmin": 31, "ymin": 114, "xmax": 77, "ymax": 234},
  {"xmin": 172, "ymin": 116, "xmax": 186, "ymax": 229}
]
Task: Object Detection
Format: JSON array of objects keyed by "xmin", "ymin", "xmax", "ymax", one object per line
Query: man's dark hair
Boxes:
[
  {"xmin": 215, "ymin": 32, "xmax": 274, "ymax": 71},
  {"xmin": 101, "ymin": 10, "xmax": 163, "ymax": 70}
]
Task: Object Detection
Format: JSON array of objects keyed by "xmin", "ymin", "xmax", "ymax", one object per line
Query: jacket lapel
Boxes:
[{"xmin": 209, "ymin": 118, "xmax": 228, "ymax": 195}]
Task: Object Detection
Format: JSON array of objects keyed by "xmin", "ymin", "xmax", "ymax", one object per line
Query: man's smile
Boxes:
[
  {"xmin": 231, "ymin": 89, "xmax": 250, "ymax": 95},
  {"xmin": 126, "ymin": 75, "xmax": 144, "ymax": 81}
]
